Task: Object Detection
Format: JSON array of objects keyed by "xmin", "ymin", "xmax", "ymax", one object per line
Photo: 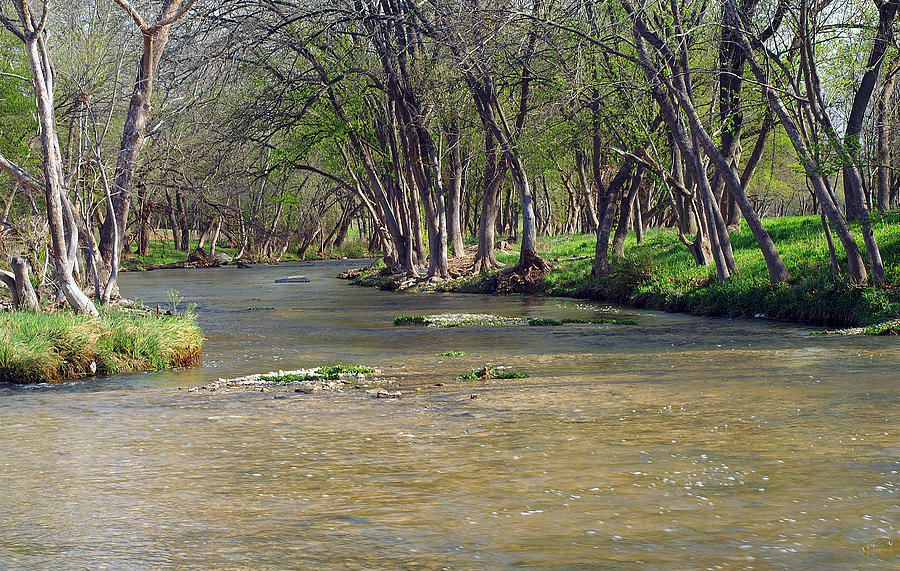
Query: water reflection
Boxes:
[{"xmin": 0, "ymin": 261, "xmax": 897, "ymax": 568}]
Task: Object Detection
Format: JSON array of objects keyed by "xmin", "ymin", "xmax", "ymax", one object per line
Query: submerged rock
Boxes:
[{"xmin": 275, "ymin": 275, "xmax": 311, "ymax": 283}]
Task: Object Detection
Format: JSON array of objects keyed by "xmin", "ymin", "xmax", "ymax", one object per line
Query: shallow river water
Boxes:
[{"xmin": 1, "ymin": 261, "xmax": 898, "ymax": 569}]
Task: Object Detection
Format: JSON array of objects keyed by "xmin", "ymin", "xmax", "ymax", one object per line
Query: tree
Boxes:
[
  {"xmin": 98, "ymin": 0, "xmax": 197, "ymax": 296},
  {"xmin": 0, "ymin": 0, "xmax": 98, "ymax": 314}
]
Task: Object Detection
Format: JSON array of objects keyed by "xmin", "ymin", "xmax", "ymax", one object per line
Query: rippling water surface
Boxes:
[{"xmin": 1, "ymin": 261, "xmax": 897, "ymax": 569}]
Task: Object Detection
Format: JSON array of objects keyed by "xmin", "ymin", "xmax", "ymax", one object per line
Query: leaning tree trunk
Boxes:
[
  {"xmin": 99, "ymin": 0, "xmax": 194, "ymax": 296},
  {"xmin": 593, "ymin": 160, "xmax": 634, "ymax": 278},
  {"xmin": 842, "ymin": 0, "xmax": 900, "ymax": 221},
  {"xmin": 26, "ymin": 33, "xmax": 96, "ymax": 314},
  {"xmin": 725, "ymin": 0, "xmax": 865, "ymax": 284},
  {"xmin": 628, "ymin": 2, "xmax": 790, "ymax": 284}
]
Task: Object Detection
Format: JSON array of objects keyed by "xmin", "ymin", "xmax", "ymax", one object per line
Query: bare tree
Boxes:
[
  {"xmin": 0, "ymin": 0, "xmax": 98, "ymax": 314},
  {"xmin": 98, "ymin": 0, "xmax": 197, "ymax": 295}
]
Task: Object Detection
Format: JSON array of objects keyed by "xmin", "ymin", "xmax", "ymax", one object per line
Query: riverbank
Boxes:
[
  {"xmin": 0, "ymin": 308, "xmax": 203, "ymax": 384},
  {"xmin": 120, "ymin": 235, "xmax": 372, "ymax": 271},
  {"xmin": 349, "ymin": 213, "xmax": 900, "ymax": 329}
]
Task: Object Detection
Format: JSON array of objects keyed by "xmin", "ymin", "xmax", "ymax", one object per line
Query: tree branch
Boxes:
[
  {"xmin": 0, "ymin": 153, "xmax": 43, "ymax": 194},
  {"xmin": 151, "ymin": 0, "xmax": 199, "ymax": 31},
  {"xmin": 110, "ymin": 0, "xmax": 148, "ymax": 30}
]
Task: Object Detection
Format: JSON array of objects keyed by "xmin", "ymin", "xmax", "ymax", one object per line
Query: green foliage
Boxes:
[
  {"xmin": 456, "ymin": 366, "xmax": 529, "ymax": 381},
  {"xmin": 316, "ymin": 364, "xmax": 374, "ymax": 379},
  {"xmin": 261, "ymin": 373, "xmax": 319, "ymax": 383},
  {"xmin": 260, "ymin": 364, "xmax": 374, "ymax": 383},
  {"xmin": 394, "ymin": 314, "xmax": 427, "ymax": 326},
  {"xmin": 0, "ymin": 36, "xmax": 36, "ymax": 164},
  {"xmin": 0, "ymin": 309, "xmax": 204, "ymax": 384},
  {"xmin": 435, "ymin": 350, "xmax": 467, "ymax": 356},
  {"xmin": 526, "ymin": 317, "xmax": 564, "ymax": 326},
  {"xmin": 862, "ymin": 319, "xmax": 900, "ymax": 336}
]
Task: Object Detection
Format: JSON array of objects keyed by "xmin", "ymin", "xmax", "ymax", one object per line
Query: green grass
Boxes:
[
  {"xmin": 0, "ymin": 309, "xmax": 204, "ymax": 384},
  {"xmin": 473, "ymin": 212, "xmax": 900, "ymax": 327},
  {"xmin": 262, "ymin": 373, "xmax": 320, "ymax": 383},
  {"xmin": 316, "ymin": 364, "xmax": 374, "ymax": 378},
  {"xmin": 435, "ymin": 350, "xmax": 467, "ymax": 356},
  {"xmin": 120, "ymin": 235, "xmax": 373, "ymax": 271},
  {"xmin": 346, "ymin": 212, "xmax": 900, "ymax": 326},
  {"xmin": 456, "ymin": 365, "xmax": 529, "ymax": 381}
]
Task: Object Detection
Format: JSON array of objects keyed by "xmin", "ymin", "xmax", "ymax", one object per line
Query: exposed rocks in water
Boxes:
[
  {"xmin": 366, "ymin": 388, "xmax": 401, "ymax": 398},
  {"xmin": 456, "ymin": 365, "xmax": 528, "ymax": 381},
  {"xmin": 185, "ymin": 365, "xmax": 393, "ymax": 395},
  {"xmin": 393, "ymin": 312, "xmax": 637, "ymax": 327},
  {"xmin": 817, "ymin": 318, "xmax": 900, "ymax": 336},
  {"xmin": 274, "ymin": 275, "xmax": 311, "ymax": 283}
]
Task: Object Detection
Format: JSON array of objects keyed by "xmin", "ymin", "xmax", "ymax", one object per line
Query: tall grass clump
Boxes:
[{"xmin": 0, "ymin": 308, "xmax": 203, "ymax": 384}]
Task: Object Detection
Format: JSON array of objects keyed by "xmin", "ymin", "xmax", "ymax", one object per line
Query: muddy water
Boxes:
[{"xmin": 1, "ymin": 261, "xmax": 897, "ymax": 569}]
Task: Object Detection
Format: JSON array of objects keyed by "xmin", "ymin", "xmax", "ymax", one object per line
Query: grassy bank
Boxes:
[
  {"xmin": 354, "ymin": 212, "xmax": 900, "ymax": 328},
  {"xmin": 0, "ymin": 309, "xmax": 204, "ymax": 384},
  {"xmin": 121, "ymin": 235, "xmax": 372, "ymax": 271}
]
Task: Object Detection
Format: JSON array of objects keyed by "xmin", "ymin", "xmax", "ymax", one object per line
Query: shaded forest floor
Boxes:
[{"xmin": 351, "ymin": 212, "xmax": 900, "ymax": 329}]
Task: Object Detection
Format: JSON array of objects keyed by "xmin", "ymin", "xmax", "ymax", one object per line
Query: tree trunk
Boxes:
[
  {"xmin": 446, "ymin": 118, "xmax": 466, "ymax": 257},
  {"xmin": 842, "ymin": 0, "xmax": 900, "ymax": 221},
  {"xmin": 627, "ymin": 3, "xmax": 789, "ymax": 283},
  {"xmin": 575, "ymin": 149, "xmax": 599, "ymax": 232},
  {"xmin": 1, "ymin": 257, "xmax": 39, "ymax": 311},
  {"xmin": 176, "ymin": 189, "xmax": 190, "ymax": 252},
  {"xmin": 795, "ymin": 0, "xmax": 886, "ymax": 284},
  {"xmin": 13, "ymin": 28, "xmax": 97, "ymax": 314},
  {"xmin": 473, "ymin": 129, "xmax": 506, "ymax": 272},
  {"xmin": 725, "ymin": 0, "xmax": 866, "ymax": 284},
  {"xmin": 876, "ymin": 58, "xmax": 900, "ymax": 210},
  {"xmin": 593, "ymin": 161, "xmax": 634, "ymax": 277},
  {"xmin": 99, "ymin": 0, "xmax": 193, "ymax": 289},
  {"xmin": 612, "ymin": 165, "xmax": 645, "ymax": 257},
  {"xmin": 165, "ymin": 191, "xmax": 181, "ymax": 251}
]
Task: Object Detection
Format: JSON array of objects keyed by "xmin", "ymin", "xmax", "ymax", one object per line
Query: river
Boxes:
[{"xmin": 1, "ymin": 261, "xmax": 897, "ymax": 569}]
